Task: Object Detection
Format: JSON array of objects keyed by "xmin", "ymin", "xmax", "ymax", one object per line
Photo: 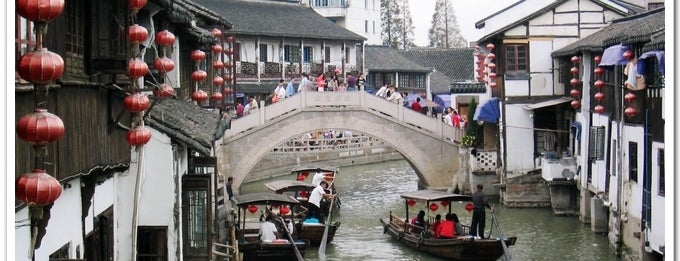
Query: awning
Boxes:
[
  {"xmin": 638, "ymin": 50, "xmax": 665, "ymax": 75},
  {"xmin": 433, "ymin": 94, "xmax": 451, "ymax": 108},
  {"xmin": 473, "ymin": 97, "xmax": 500, "ymax": 123},
  {"xmin": 523, "ymin": 97, "xmax": 573, "ymax": 110},
  {"xmin": 570, "ymin": 121, "xmax": 582, "ymax": 141},
  {"xmin": 599, "ymin": 44, "xmax": 630, "ymax": 66}
]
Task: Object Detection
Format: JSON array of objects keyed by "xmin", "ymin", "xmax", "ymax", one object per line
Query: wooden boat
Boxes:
[
  {"xmin": 233, "ymin": 192, "xmax": 310, "ymax": 261},
  {"xmin": 379, "ymin": 190, "xmax": 517, "ymax": 261},
  {"xmin": 289, "ymin": 165, "xmax": 341, "ymax": 213},
  {"xmin": 264, "ymin": 180, "xmax": 341, "ymax": 245}
]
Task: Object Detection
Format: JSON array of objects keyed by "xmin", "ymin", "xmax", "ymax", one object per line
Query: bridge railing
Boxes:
[{"xmin": 224, "ymin": 91, "xmax": 465, "ymax": 143}]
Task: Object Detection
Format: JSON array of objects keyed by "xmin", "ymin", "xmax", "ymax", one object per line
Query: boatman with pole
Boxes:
[{"xmin": 470, "ymin": 184, "xmax": 494, "ymax": 238}]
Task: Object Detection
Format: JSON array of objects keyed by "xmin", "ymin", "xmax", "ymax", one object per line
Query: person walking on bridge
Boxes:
[{"xmin": 470, "ymin": 184, "xmax": 494, "ymax": 238}]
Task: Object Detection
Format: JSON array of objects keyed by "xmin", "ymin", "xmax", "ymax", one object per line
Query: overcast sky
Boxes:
[{"xmin": 408, "ymin": 0, "xmax": 519, "ymax": 47}]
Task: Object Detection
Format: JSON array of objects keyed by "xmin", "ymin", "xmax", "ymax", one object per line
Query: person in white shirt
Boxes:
[
  {"xmin": 275, "ymin": 79, "xmax": 286, "ymax": 100},
  {"xmin": 307, "ymin": 181, "xmax": 334, "ymax": 224},
  {"xmin": 311, "ymin": 168, "xmax": 326, "ymax": 187},
  {"xmin": 375, "ymin": 84, "xmax": 388, "ymax": 98},
  {"xmin": 385, "ymin": 85, "xmax": 403, "ymax": 104},
  {"xmin": 259, "ymin": 215, "xmax": 280, "ymax": 243}
]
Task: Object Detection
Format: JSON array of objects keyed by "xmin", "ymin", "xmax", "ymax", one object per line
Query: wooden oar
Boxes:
[
  {"xmin": 318, "ymin": 179, "xmax": 336, "ymax": 258},
  {"xmin": 491, "ymin": 208, "xmax": 512, "ymax": 261},
  {"xmin": 277, "ymin": 217, "xmax": 304, "ymax": 261}
]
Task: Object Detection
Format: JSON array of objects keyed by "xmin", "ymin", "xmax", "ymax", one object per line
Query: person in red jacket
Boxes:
[
  {"xmin": 411, "ymin": 97, "xmax": 423, "ymax": 112},
  {"xmin": 435, "ymin": 213, "xmax": 456, "ymax": 239}
]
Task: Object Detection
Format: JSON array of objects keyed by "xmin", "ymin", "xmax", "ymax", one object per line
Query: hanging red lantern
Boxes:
[
  {"xmin": 489, "ymin": 82, "xmax": 498, "ymax": 88},
  {"xmin": 280, "ymin": 206, "xmax": 290, "ymax": 215},
  {"xmin": 129, "ymin": 0, "xmax": 147, "ymax": 12},
  {"xmin": 622, "ymin": 50, "xmax": 633, "ymax": 61},
  {"xmin": 17, "ymin": 0, "xmax": 65, "ymax": 22},
  {"xmin": 154, "ymin": 83, "xmax": 175, "ymax": 98},
  {"xmin": 594, "ymin": 105, "xmax": 605, "ymax": 113},
  {"xmin": 16, "ymin": 169, "xmax": 62, "ymax": 206},
  {"xmin": 226, "ymin": 35, "xmax": 235, "ymax": 42},
  {"xmin": 123, "ymin": 93, "xmax": 151, "ymax": 113},
  {"xmin": 211, "ymin": 44, "xmax": 223, "ymax": 54},
  {"xmin": 153, "ymin": 57, "xmax": 175, "ymax": 73},
  {"xmin": 191, "ymin": 90, "xmax": 208, "ymax": 102},
  {"xmin": 224, "ymin": 75, "xmax": 233, "ymax": 82},
  {"xmin": 211, "ymin": 28, "xmax": 222, "ymax": 38},
  {"xmin": 429, "ymin": 203, "xmax": 439, "ymax": 212},
  {"xmin": 407, "ymin": 199, "xmax": 416, "ymax": 206},
  {"xmin": 594, "ymin": 92, "xmax": 605, "ymax": 101},
  {"xmin": 487, "ymin": 63, "xmax": 496, "ymax": 70},
  {"xmin": 570, "ymin": 67, "xmax": 579, "ymax": 75},
  {"xmin": 213, "ymin": 60, "xmax": 224, "ymax": 69},
  {"xmin": 594, "ymin": 67, "xmax": 604, "ymax": 76},
  {"xmin": 213, "ymin": 76, "xmax": 224, "ymax": 86},
  {"xmin": 223, "ymin": 87, "xmax": 233, "ymax": 95},
  {"xmin": 155, "ymin": 30, "xmax": 176, "ymax": 46},
  {"xmin": 486, "ymin": 43, "xmax": 495, "ymax": 51},
  {"xmin": 191, "ymin": 50, "xmax": 206, "ymax": 62},
  {"xmin": 128, "ymin": 59, "xmax": 149, "ymax": 78},
  {"xmin": 299, "ymin": 190, "xmax": 309, "ymax": 198},
  {"xmin": 126, "ymin": 126, "xmax": 151, "ymax": 146},
  {"xmin": 624, "ymin": 107, "xmax": 637, "ymax": 117},
  {"xmin": 624, "ymin": 92, "xmax": 637, "ymax": 103},
  {"xmin": 128, "ymin": 24, "xmax": 148, "ymax": 45},
  {"xmin": 594, "ymin": 56, "xmax": 602, "ymax": 64},
  {"xmin": 571, "ymin": 100, "xmax": 581, "ymax": 109},
  {"xmin": 570, "ymin": 78, "xmax": 580, "ymax": 87},
  {"xmin": 211, "ymin": 91, "xmax": 223, "ymax": 101},
  {"xmin": 488, "ymin": 72, "xmax": 497, "ymax": 80},
  {"xmin": 465, "ymin": 203, "xmax": 474, "ymax": 212},
  {"xmin": 570, "ymin": 56, "xmax": 581, "ymax": 64},
  {"xmin": 486, "ymin": 53, "xmax": 496, "ymax": 60},
  {"xmin": 440, "ymin": 201, "xmax": 449, "ymax": 207},
  {"xmin": 224, "ymin": 48, "xmax": 234, "ymax": 55},
  {"xmin": 224, "ymin": 62, "xmax": 234, "ymax": 69},
  {"xmin": 191, "ymin": 70, "xmax": 208, "ymax": 82},
  {"xmin": 18, "ymin": 48, "xmax": 65, "ymax": 84},
  {"xmin": 594, "ymin": 80, "xmax": 605, "ymax": 89},
  {"xmin": 16, "ymin": 108, "xmax": 65, "ymax": 147},
  {"xmin": 296, "ymin": 174, "xmax": 306, "ymax": 181},
  {"xmin": 247, "ymin": 205, "xmax": 259, "ymax": 214},
  {"xmin": 569, "ymin": 89, "xmax": 580, "ymax": 98}
]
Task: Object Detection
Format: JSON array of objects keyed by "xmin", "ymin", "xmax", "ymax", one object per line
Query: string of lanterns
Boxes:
[
  {"xmin": 125, "ymin": 0, "xmax": 152, "ymax": 147},
  {"xmin": 622, "ymin": 50, "xmax": 638, "ymax": 118},
  {"xmin": 153, "ymin": 29, "xmax": 177, "ymax": 98},
  {"xmin": 474, "ymin": 43, "xmax": 497, "ymax": 90},
  {"xmin": 570, "ymin": 56, "xmax": 582, "ymax": 109},
  {"xmin": 592, "ymin": 56, "xmax": 605, "ymax": 113},
  {"xmin": 191, "ymin": 49, "xmax": 209, "ymax": 104},
  {"xmin": 210, "ymin": 29, "xmax": 225, "ymax": 106},
  {"xmin": 223, "ymin": 35, "xmax": 236, "ymax": 110},
  {"xmin": 15, "ymin": 0, "xmax": 67, "ymax": 257}
]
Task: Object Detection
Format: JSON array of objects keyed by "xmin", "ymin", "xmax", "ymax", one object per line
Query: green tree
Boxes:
[
  {"xmin": 427, "ymin": 0, "xmax": 467, "ymax": 48},
  {"xmin": 381, "ymin": 0, "xmax": 415, "ymax": 49}
]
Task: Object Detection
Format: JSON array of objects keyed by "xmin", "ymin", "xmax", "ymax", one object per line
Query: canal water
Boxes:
[{"xmin": 241, "ymin": 160, "xmax": 620, "ymax": 261}]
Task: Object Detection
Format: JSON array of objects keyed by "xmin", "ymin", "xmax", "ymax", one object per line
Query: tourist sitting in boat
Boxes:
[
  {"xmin": 410, "ymin": 210, "xmax": 426, "ymax": 232},
  {"xmin": 452, "ymin": 213, "xmax": 466, "ymax": 236},
  {"xmin": 429, "ymin": 214, "xmax": 442, "ymax": 237},
  {"xmin": 435, "ymin": 213, "xmax": 456, "ymax": 239},
  {"xmin": 260, "ymin": 215, "xmax": 281, "ymax": 243}
]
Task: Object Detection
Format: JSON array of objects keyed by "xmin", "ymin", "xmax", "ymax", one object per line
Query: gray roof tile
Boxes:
[{"xmin": 365, "ymin": 46, "xmax": 431, "ymax": 72}]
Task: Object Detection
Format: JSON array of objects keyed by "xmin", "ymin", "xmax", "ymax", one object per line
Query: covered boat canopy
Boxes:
[
  {"xmin": 234, "ymin": 192, "xmax": 300, "ymax": 207},
  {"xmin": 400, "ymin": 190, "xmax": 472, "ymax": 202},
  {"xmin": 291, "ymin": 165, "xmax": 339, "ymax": 174},
  {"xmin": 265, "ymin": 180, "xmax": 316, "ymax": 193}
]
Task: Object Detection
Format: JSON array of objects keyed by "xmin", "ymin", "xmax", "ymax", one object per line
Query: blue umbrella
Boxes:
[{"xmin": 474, "ymin": 98, "xmax": 500, "ymax": 123}]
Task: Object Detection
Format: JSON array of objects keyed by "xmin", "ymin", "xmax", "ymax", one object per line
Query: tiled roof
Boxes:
[
  {"xmin": 642, "ymin": 30, "xmax": 664, "ymax": 53},
  {"xmin": 365, "ymin": 45, "xmax": 431, "ymax": 72},
  {"xmin": 399, "ymin": 48, "xmax": 476, "ymax": 82},
  {"xmin": 146, "ymin": 98, "xmax": 221, "ymax": 155},
  {"xmin": 552, "ymin": 8, "xmax": 664, "ymax": 57},
  {"xmin": 449, "ymin": 82, "xmax": 487, "ymax": 94},
  {"xmin": 152, "ymin": 0, "xmax": 231, "ymax": 27},
  {"xmin": 192, "ymin": 0, "xmax": 365, "ymax": 41}
]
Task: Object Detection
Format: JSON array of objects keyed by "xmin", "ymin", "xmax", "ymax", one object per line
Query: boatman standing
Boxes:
[
  {"xmin": 470, "ymin": 184, "xmax": 494, "ymax": 238},
  {"xmin": 308, "ymin": 181, "xmax": 334, "ymax": 224}
]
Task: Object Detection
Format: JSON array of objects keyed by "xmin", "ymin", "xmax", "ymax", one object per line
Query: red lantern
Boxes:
[
  {"xmin": 123, "ymin": 93, "xmax": 151, "ymax": 113},
  {"xmin": 594, "ymin": 80, "xmax": 605, "ymax": 89},
  {"xmin": 488, "ymin": 72, "xmax": 497, "ymax": 80},
  {"xmin": 623, "ymin": 50, "xmax": 633, "ymax": 61},
  {"xmin": 489, "ymin": 82, "xmax": 498, "ymax": 88},
  {"xmin": 429, "ymin": 203, "xmax": 439, "ymax": 212},
  {"xmin": 296, "ymin": 174, "xmax": 306, "ymax": 181},
  {"xmin": 440, "ymin": 201, "xmax": 449, "ymax": 207},
  {"xmin": 126, "ymin": 126, "xmax": 151, "ymax": 146},
  {"xmin": 213, "ymin": 60, "xmax": 224, "ymax": 69},
  {"xmin": 191, "ymin": 70, "xmax": 208, "ymax": 82},
  {"xmin": 594, "ymin": 56, "xmax": 602, "ymax": 64},
  {"xmin": 299, "ymin": 190, "xmax": 309, "ymax": 198},
  {"xmin": 129, "ymin": 0, "xmax": 147, "ymax": 12},
  {"xmin": 226, "ymin": 35, "xmax": 235, "ymax": 42},
  {"xmin": 17, "ymin": 0, "xmax": 65, "ymax": 22},
  {"xmin": 224, "ymin": 48, "xmax": 234, "ymax": 55},
  {"xmin": 487, "ymin": 63, "xmax": 496, "ymax": 70},
  {"xmin": 18, "ymin": 48, "xmax": 65, "ymax": 84},
  {"xmin": 211, "ymin": 28, "xmax": 222, "ymax": 38},
  {"xmin": 486, "ymin": 43, "xmax": 495, "ymax": 51},
  {"xmin": 247, "ymin": 205, "xmax": 259, "ymax": 214},
  {"xmin": 153, "ymin": 57, "xmax": 175, "ymax": 73},
  {"xmin": 465, "ymin": 203, "xmax": 474, "ymax": 212},
  {"xmin": 486, "ymin": 53, "xmax": 496, "ymax": 60},
  {"xmin": 155, "ymin": 30, "xmax": 176, "ymax": 46},
  {"xmin": 569, "ymin": 89, "xmax": 580, "ymax": 98},
  {"xmin": 570, "ymin": 56, "xmax": 581, "ymax": 64},
  {"xmin": 571, "ymin": 100, "xmax": 581, "ymax": 109},
  {"xmin": 128, "ymin": 59, "xmax": 149, "ymax": 78},
  {"xmin": 223, "ymin": 87, "xmax": 233, "ymax": 95},
  {"xmin": 211, "ymin": 91, "xmax": 223, "ymax": 101},
  {"xmin": 16, "ymin": 169, "xmax": 62, "ymax": 206},
  {"xmin": 16, "ymin": 109, "xmax": 65, "ymax": 147},
  {"xmin": 624, "ymin": 92, "xmax": 637, "ymax": 103},
  {"xmin": 624, "ymin": 107, "xmax": 637, "ymax": 117},
  {"xmin": 407, "ymin": 199, "xmax": 416, "ymax": 206},
  {"xmin": 570, "ymin": 78, "xmax": 580, "ymax": 87},
  {"xmin": 280, "ymin": 207, "xmax": 290, "ymax": 215},
  {"xmin": 128, "ymin": 24, "xmax": 148, "ymax": 45},
  {"xmin": 570, "ymin": 67, "xmax": 579, "ymax": 75},
  {"xmin": 324, "ymin": 175, "xmax": 333, "ymax": 182},
  {"xmin": 154, "ymin": 83, "xmax": 175, "ymax": 98},
  {"xmin": 191, "ymin": 90, "xmax": 208, "ymax": 102},
  {"xmin": 191, "ymin": 50, "xmax": 206, "ymax": 62},
  {"xmin": 594, "ymin": 67, "xmax": 604, "ymax": 76},
  {"xmin": 211, "ymin": 44, "xmax": 223, "ymax": 54},
  {"xmin": 213, "ymin": 76, "xmax": 224, "ymax": 86},
  {"xmin": 224, "ymin": 62, "xmax": 234, "ymax": 69},
  {"xmin": 594, "ymin": 92, "xmax": 605, "ymax": 101},
  {"xmin": 224, "ymin": 75, "xmax": 233, "ymax": 82},
  {"xmin": 594, "ymin": 105, "xmax": 605, "ymax": 113}
]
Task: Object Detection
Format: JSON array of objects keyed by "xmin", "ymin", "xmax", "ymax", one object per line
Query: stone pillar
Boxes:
[{"xmin": 590, "ymin": 197, "xmax": 608, "ymax": 233}]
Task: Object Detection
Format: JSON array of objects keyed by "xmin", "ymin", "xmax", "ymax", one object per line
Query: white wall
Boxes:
[
  {"xmin": 589, "ymin": 113, "xmax": 611, "ymax": 193},
  {"xmin": 621, "ymin": 125, "xmax": 644, "ymax": 221},
  {"xmin": 503, "ymin": 104, "xmax": 536, "ymax": 173},
  {"xmin": 649, "ymin": 141, "xmax": 665, "ymax": 253},
  {"xmin": 504, "ymin": 79, "xmax": 529, "ymax": 97}
]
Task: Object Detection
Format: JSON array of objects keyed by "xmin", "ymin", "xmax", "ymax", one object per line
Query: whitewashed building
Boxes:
[{"xmin": 307, "ymin": 0, "xmax": 383, "ymax": 45}]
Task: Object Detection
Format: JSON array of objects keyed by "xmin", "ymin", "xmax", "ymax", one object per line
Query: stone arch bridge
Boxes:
[{"xmin": 216, "ymin": 91, "xmax": 466, "ymax": 192}]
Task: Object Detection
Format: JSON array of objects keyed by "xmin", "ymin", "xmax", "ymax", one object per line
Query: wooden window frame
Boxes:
[
  {"xmin": 324, "ymin": 46, "xmax": 331, "ymax": 63},
  {"xmin": 137, "ymin": 226, "xmax": 168, "ymax": 261},
  {"xmin": 588, "ymin": 126, "xmax": 605, "ymax": 160},
  {"xmin": 504, "ymin": 44, "xmax": 528, "ymax": 77},
  {"xmin": 628, "ymin": 141, "xmax": 638, "ymax": 182}
]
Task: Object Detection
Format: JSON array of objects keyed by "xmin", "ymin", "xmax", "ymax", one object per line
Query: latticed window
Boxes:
[
  {"xmin": 588, "ymin": 126, "xmax": 605, "ymax": 160},
  {"xmin": 284, "ymin": 45, "xmax": 300, "ymax": 63},
  {"xmin": 259, "ymin": 44, "xmax": 268, "ymax": 62},
  {"xmin": 137, "ymin": 227, "xmax": 168, "ymax": 261},
  {"xmin": 628, "ymin": 141, "xmax": 638, "ymax": 182},
  {"xmin": 303, "ymin": 46, "xmax": 313, "ymax": 63},
  {"xmin": 398, "ymin": 74, "xmax": 409, "ymax": 88},
  {"xmin": 658, "ymin": 149, "xmax": 664, "ymax": 196},
  {"xmin": 325, "ymin": 46, "xmax": 331, "ymax": 63},
  {"xmin": 504, "ymin": 44, "xmax": 528, "ymax": 73}
]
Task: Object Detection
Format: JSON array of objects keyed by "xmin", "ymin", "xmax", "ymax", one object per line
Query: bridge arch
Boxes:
[{"xmin": 216, "ymin": 92, "xmax": 465, "ymax": 192}]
